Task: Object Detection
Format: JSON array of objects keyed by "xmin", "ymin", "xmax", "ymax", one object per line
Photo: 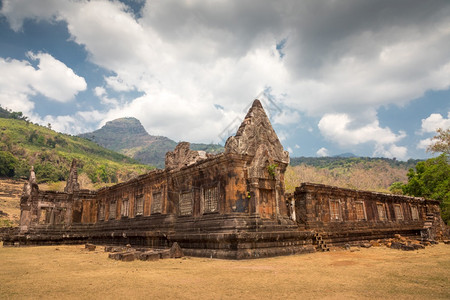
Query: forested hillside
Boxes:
[
  {"xmin": 290, "ymin": 156, "xmax": 421, "ymax": 169},
  {"xmin": 285, "ymin": 159, "xmax": 413, "ymax": 193},
  {"xmin": 0, "ymin": 110, "xmax": 152, "ymax": 187}
]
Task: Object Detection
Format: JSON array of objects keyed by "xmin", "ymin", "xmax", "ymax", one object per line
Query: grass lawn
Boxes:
[{"xmin": 0, "ymin": 243, "xmax": 449, "ymax": 299}]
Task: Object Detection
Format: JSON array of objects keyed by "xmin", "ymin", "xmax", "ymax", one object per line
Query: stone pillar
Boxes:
[{"xmin": 250, "ymin": 178, "xmax": 259, "ymax": 216}]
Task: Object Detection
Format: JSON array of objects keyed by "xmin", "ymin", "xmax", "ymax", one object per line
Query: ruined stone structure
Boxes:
[{"xmin": 3, "ymin": 100, "xmax": 447, "ymax": 258}]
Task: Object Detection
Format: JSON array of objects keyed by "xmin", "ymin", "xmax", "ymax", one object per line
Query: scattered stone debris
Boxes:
[
  {"xmin": 443, "ymin": 240, "xmax": 450, "ymax": 245},
  {"xmin": 106, "ymin": 242, "xmax": 184, "ymax": 262},
  {"xmin": 343, "ymin": 234, "xmax": 439, "ymax": 251}
]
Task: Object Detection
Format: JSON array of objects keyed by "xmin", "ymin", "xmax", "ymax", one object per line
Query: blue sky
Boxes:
[{"xmin": 0, "ymin": 0, "xmax": 449, "ymax": 160}]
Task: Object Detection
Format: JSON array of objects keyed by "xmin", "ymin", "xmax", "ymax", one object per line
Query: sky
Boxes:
[{"xmin": 0, "ymin": 0, "xmax": 449, "ymax": 160}]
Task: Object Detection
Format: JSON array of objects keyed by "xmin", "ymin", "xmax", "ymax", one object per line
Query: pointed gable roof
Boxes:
[{"xmin": 224, "ymin": 99, "xmax": 289, "ymax": 164}]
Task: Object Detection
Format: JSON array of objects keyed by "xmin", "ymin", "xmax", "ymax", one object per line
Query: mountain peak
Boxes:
[
  {"xmin": 79, "ymin": 117, "xmax": 224, "ymax": 168},
  {"xmin": 102, "ymin": 117, "xmax": 148, "ymax": 136}
]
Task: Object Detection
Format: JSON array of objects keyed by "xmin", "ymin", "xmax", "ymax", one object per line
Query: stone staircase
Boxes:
[
  {"xmin": 423, "ymin": 213, "xmax": 434, "ymax": 230},
  {"xmin": 313, "ymin": 232, "xmax": 330, "ymax": 252}
]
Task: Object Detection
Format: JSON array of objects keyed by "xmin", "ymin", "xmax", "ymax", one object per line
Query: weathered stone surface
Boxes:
[
  {"xmin": 4, "ymin": 97, "xmax": 447, "ymax": 260},
  {"xmin": 121, "ymin": 252, "xmax": 136, "ymax": 262},
  {"xmin": 169, "ymin": 242, "xmax": 184, "ymax": 258},
  {"xmin": 165, "ymin": 142, "xmax": 208, "ymax": 170},
  {"xmin": 224, "ymin": 100, "xmax": 289, "ymax": 165},
  {"xmin": 139, "ymin": 251, "xmax": 160, "ymax": 261},
  {"xmin": 160, "ymin": 249, "xmax": 171, "ymax": 259},
  {"xmin": 64, "ymin": 159, "xmax": 80, "ymax": 193}
]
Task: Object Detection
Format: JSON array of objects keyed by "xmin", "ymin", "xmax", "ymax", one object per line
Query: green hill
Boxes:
[
  {"xmin": 0, "ymin": 114, "xmax": 152, "ymax": 186},
  {"xmin": 290, "ymin": 156, "xmax": 422, "ymax": 170},
  {"xmin": 285, "ymin": 156, "xmax": 422, "ymax": 194},
  {"xmin": 79, "ymin": 117, "xmax": 223, "ymax": 168}
]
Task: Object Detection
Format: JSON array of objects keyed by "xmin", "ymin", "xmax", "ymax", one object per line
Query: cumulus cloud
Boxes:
[
  {"xmin": 318, "ymin": 113, "xmax": 406, "ymax": 146},
  {"xmin": 417, "ymin": 112, "xmax": 450, "ymax": 151},
  {"xmin": 417, "ymin": 138, "xmax": 432, "ymax": 150},
  {"xmin": 1, "ymin": 0, "xmax": 450, "ymax": 154},
  {"xmin": 420, "ymin": 112, "xmax": 450, "ymax": 133},
  {"xmin": 317, "ymin": 147, "xmax": 329, "ymax": 157},
  {"xmin": 373, "ymin": 144, "xmax": 408, "ymax": 160},
  {"xmin": 0, "ymin": 52, "xmax": 86, "ymax": 115}
]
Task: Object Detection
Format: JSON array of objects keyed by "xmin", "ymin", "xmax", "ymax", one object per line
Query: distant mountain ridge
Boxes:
[{"xmin": 79, "ymin": 117, "xmax": 223, "ymax": 168}]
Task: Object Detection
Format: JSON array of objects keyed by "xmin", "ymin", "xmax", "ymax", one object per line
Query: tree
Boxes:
[
  {"xmin": 427, "ymin": 128, "xmax": 450, "ymax": 155},
  {"xmin": 402, "ymin": 154, "xmax": 450, "ymax": 225},
  {"xmin": 0, "ymin": 151, "xmax": 18, "ymax": 177}
]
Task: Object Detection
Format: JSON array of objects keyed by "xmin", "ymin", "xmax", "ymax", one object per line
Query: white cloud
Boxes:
[
  {"xmin": 94, "ymin": 87, "xmax": 119, "ymax": 106},
  {"xmin": 295, "ymin": 144, "xmax": 300, "ymax": 149},
  {"xmin": 373, "ymin": 144, "xmax": 408, "ymax": 160},
  {"xmin": 287, "ymin": 146, "xmax": 293, "ymax": 154},
  {"xmin": 417, "ymin": 138, "xmax": 432, "ymax": 150},
  {"xmin": 1, "ymin": 0, "xmax": 450, "ymax": 157},
  {"xmin": 316, "ymin": 147, "xmax": 329, "ymax": 157},
  {"xmin": 273, "ymin": 109, "xmax": 300, "ymax": 126},
  {"xmin": 0, "ymin": 53, "xmax": 86, "ymax": 115},
  {"xmin": 318, "ymin": 113, "xmax": 406, "ymax": 146},
  {"xmin": 420, "ymin": 112, "xmax": 450, "ymax": 133},
  {"xmin": 26, "ymin": 52, "xmax": 87, "ymax": 102},
  {"xmin": 0, "ymin": 0, "xmax": 72, "ymax": 31}
]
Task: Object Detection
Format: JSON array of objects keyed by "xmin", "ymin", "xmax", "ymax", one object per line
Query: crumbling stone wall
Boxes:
[
  {"xmin": 5, "ymin": 99, "xmax": 447, "ymax": 258},
  {"xmin": 293, "ymin": 183, "xmax": 445, "ymax": 244}
]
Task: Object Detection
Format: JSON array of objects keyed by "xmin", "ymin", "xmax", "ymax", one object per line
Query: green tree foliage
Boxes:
[
  {"xmin": 402, "ymin": 154, "xmax": 450, "ymax": 224},
  {"xmin": 35, "ymin": 162, "xmax": 67, "ymax": 183},
  {"xmin": 0, "ymin": 151, "xmax": 18, "ymax": 177},
  {"xmin": 389, "ymin": 181, "xmax": 404, "ymax": 195}
]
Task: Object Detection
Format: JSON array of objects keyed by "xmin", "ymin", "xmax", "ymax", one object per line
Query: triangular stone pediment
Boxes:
[{"xmin": 224, "ymin": 99, "xmax": 289, "ymax": 164}]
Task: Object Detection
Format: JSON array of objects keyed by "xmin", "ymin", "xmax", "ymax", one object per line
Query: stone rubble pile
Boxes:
[
  {"xmin": 103, "ymin": 242, "xmax": 184, "ymax": 262},
  {"xmin": 347, "ymin": 234, "xmax": 442, "ymax": 251}
]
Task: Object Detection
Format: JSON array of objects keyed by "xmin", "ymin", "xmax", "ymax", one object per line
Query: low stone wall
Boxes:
[{"xmin": 293, "ymin": 183, "xmax": 445, "ymax": 245}]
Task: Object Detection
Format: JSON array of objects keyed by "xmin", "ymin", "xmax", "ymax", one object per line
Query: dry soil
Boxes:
[{"xmin": 1, "ymin": 243, "xmax": 449, "ymax": 299}]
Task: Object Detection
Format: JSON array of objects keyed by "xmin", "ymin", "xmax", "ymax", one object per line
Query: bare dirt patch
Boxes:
[{"xmin": 1, "ymin": 243, "xmax": 449, "ymax": 299}]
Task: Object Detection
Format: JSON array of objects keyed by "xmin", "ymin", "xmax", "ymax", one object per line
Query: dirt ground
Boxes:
[{"xmin": 0, "ymin": 243, "xmax": 449, "ymax": 299}]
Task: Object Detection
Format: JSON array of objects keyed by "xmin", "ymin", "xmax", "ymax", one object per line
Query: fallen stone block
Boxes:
[
  {"xmin": 443, "ymin": 240, "xmax": 450, "ymax": 245},
  {"xmin": 400, "ymin": 244, "xmax": 415, "ymax": 251},
  {"xmin": 390, "ymin": 242, "xmax": 403, "ymax": 250},
  {"xmin": 360, "ymin": 243, "xmax": 372, "ymax": 248},
  {"xmin": 411, "ymin": 243, "xmax": 425, "ymax": 250},
  {"xmin": 108, "ymin": 252, "xmax": 123, "ymax": 260},
  {"xmin": 169, "ymin": 242, "xmax": 184, "ymax": 258},
  {"xmin": 139, "ymin": 251, "xmax": 160, "ymax": 261},
  {"xmin": 121, "ymin": 252, "xmax": 135, "ymax": 262},
  {"xmin": 85, "ymin": 243, "xmax": 96, "ymax": 251},
  {"xmin": 160, "ymin": 249, "xmax": 171, "ymax": 259}
]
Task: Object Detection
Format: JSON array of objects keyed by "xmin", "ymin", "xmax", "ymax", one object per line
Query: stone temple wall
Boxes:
[
  {"xmin": 2, "ymin": 99, "xmax": 447, "ymax": 258},
  {"xmin": 291, "ymin": 183, "xmax": 445, "ymax": 245}
]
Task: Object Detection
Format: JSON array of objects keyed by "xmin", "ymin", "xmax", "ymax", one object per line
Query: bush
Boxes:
[{"xmin": 0, "ymin": 151, "xmax": 18, "ymax": 177}]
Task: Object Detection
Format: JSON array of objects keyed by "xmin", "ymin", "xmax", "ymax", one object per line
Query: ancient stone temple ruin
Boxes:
[{"xmin": 3, "ymin": 100, "xmax": 447, "ymax": 258}]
